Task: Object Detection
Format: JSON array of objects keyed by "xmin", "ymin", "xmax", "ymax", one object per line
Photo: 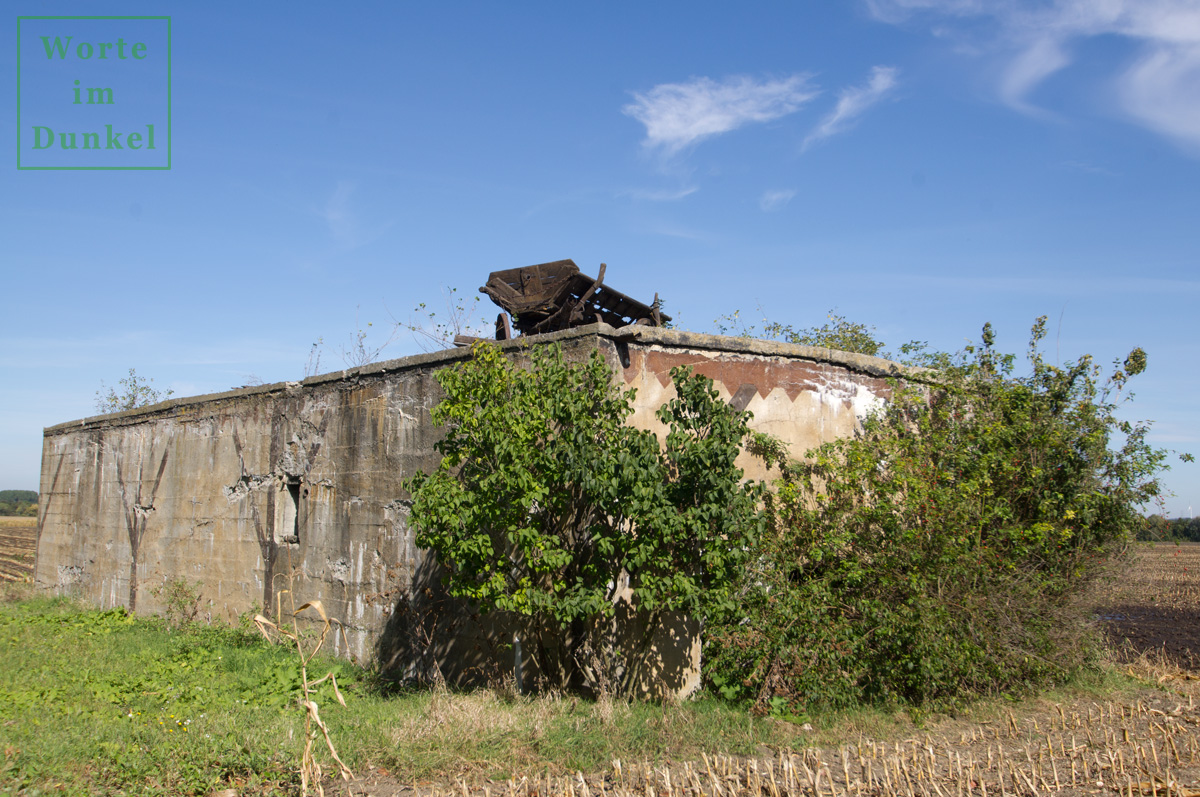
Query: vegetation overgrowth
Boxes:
[
  {"xmin": 94, "ymin": 367, "xmax": 173, "ymax": 414},
  {"xmin": 403, "ymin": 316, "xmax": 1176, "ymax": 715},
  {"xmin": 406, "ymin": 342, "xmax": 762, "ymax": 691},
  {"xmin": 0, "ymin": 591, "xmax": 797, "ymax": 796},
  {"xmin": 0, "ymin": 584, "xmax": 1191, "ymax": 796},
  {"xmin": 706, "ymin": 317, "xmax": 1173, "ymax": 714},
  {"xmin": 714, "ymin": 308, "xmax": 920, "ymax": 361}
]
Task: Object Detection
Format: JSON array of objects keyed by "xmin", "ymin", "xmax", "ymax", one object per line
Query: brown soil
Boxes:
[
  {"xmin": 1104, "ymin": 543, "xmax": 1200, "ymax": 670},
  {"xmin": 0, "ymin": 517, "xmax": 36, "ymax": 583}
]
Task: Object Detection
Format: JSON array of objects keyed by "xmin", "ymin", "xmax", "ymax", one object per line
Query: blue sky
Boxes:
[{"xmin": 3, "ymin": 1, "xmax": 1197, "ymax": 515}]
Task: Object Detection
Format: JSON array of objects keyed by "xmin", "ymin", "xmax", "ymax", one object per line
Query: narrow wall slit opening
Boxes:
[{"xmin": 278, "ymin": 479, "xmax": 300, "ymax": 545}]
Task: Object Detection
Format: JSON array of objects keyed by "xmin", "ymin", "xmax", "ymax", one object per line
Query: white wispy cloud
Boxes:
[
  {"xmin": 623, "ymin": 74, "xmax": 819, "ymax": 155},
  {"xmin": 998, "ymin": 38, "xmax": 1070, "ymax": 114},
  {"xmin": 804, "ymin": 66, "xmax": 899, "ymax": 149},
  {"xmin": 868, "ymin": 0, "xmax": 1200, "ymax": 149},
  {"xmin": 319, "ymin": 180, "xmax": 359, "ymax": 245},
  {"xmin": 1118, "ymin": 42, "xmax": 1200, "ymax": 150},
  {"xmin": 623, "ymin": 186, "xmax": 700, "ymax": 202},
  {"xmin": 865, "ymin": 0, "xmax": 988, "ymax": 25},
  {"xmin": 316, "ymin": 181, "xmax": 397, "ymax": 249},
  {"xmin": 1060, "ymin": 160, "xmax": 1117, "ymax": 176},
  {"xmin": 635, "ymin": 220, "xmax": 714, "ymax": 241},
  {"xmin": 759, "ymin": 189, "xmax": 797, "ymax": 211}
]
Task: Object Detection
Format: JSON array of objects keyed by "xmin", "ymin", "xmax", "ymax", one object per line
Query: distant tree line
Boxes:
[
  {"xmin": 1141, "ymin": 515, "xmax": 1200, "ymax": 542},
  {"xmin": 0, "ymin": 490, "xmax": 37, "ymax": 517}
]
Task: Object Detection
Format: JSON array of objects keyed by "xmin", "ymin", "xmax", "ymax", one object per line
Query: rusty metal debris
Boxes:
[{"xmin": 477, "ymin": 259, "xmax": 669, "ymax": 340}]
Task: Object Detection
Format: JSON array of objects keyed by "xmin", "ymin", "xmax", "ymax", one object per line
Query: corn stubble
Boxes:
[{"xmin": 376, "ymin": 687, "xmax": 1200, "ymax": 797}]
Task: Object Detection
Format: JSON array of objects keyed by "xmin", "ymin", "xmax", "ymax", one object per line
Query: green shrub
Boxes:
[
  {"xmin": 94, "ymin": 367, "xmax": 173, "ymax": 414},
  {"xmin": 405, "ymin": 342, "xmax": 762, "ymax": 690},
  {"xmin": 151, "ymin": 577, "xmax": 207, "ymax": 630},
  {"xmin": 706, "ymin": 318, "xmax": 1171, "ymax": 713}
]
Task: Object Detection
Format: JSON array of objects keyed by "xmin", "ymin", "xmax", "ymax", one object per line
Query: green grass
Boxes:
[
  {"xmin": 0, "ymin": 590, "xmax": 1163, "ymax": 796},
  {"xmin": 0, "ymin": 596, "xmax": 305, "ymax": 794},
  {"xmin": 0, "ymin": 595, "xmax": 800, "ymax": 795}
]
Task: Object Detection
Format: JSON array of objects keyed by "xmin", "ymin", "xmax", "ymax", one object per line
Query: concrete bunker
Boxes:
[{"xmin": 36, "ymin": 315, "xmax": 906, "ymax": 694}]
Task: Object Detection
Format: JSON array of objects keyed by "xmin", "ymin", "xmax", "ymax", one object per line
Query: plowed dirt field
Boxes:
[
  {"xmin": 1105, "ymin": 542, "xmax": 1200, "ymax": 668},
  {"xmin": 0, "ymin": 517, "xmax": 35, "ymax": 583}
]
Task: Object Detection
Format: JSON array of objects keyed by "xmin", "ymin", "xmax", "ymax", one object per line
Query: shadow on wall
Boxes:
[
  {"xmin": 375, "ymin": 553, "xmax": 512, "ymax": 690},
  {"xmin": 375, "ymin": 553, "xmax": 699, "ymax": 698}
]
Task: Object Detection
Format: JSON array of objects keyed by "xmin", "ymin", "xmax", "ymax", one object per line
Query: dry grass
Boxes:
[
  {"xmin": 1122, "ymin": 647, "xmax": 1200, "ymax": 686},
  {"xmin": 384, "ymin": 688, "xmax": 639, "ymax": 775},
  {"xmin": 1115, "ymin": 543, "xmax": 1200, "ymax": 610},
  {"xmin": 332, "ymin": 685, "xmax": 1200, "ymax": 797},
  {"xmin": 343, "ymin": 683, "xmax": 783, "ymax": 787},
  {"xmin": 325, "ymin": 543, "xmax": 1200, "ymax": 797}
]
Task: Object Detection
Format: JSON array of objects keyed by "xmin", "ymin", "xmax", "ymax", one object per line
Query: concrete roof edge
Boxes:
[
  {"xmin": 605, "ymin": 325, "xmax": 919, "ymax": 379},
  {"xmin": 43, "ymin": 324, "xmax": 921, "ymax": 436},
  {"xmin": 42, "ymin": 325, "xmax": 623, "ymax": 436}
]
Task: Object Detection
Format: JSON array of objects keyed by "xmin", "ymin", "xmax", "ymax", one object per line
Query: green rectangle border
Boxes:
[{"xmin": 17, "ymin": 16, "xmax": 172, "ymax": 170}]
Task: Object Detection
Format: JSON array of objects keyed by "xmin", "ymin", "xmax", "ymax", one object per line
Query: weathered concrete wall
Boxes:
[{"xmin": 36, "ymin": 324, "xmax": 905, "ymax": 689}]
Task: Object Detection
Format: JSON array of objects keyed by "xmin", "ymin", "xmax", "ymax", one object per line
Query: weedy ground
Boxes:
[
  {"xmin": 0, "ymin": 585, "xmax": 799, "ymax": 796},
  {"xmin": 1, "ymin": 541, "xmax": 1198, "ymax": 796}
]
